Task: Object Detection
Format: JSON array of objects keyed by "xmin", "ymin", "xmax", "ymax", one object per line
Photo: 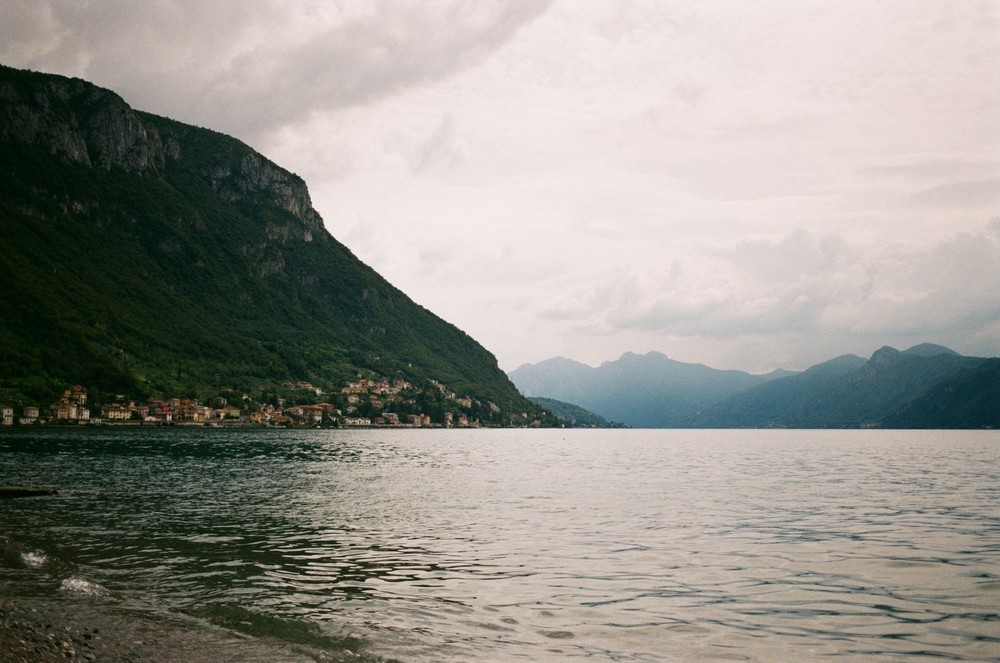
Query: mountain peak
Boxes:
[
  {"xmin": 608, "ymin": 350, "xmax": 669, "ymax": 366},
  {"xmin": 869, "ymin": 346, "xmax": 903, "ymax": 365},
  {"xmin": 903, "ymin": 343, "xmax": 960, "ymax": 357},
  {"xmin": 516, "ymin": 356, "xmax": 591, "ymax": 371}
]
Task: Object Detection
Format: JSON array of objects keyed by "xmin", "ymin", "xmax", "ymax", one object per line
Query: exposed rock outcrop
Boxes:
[
  {"xmin": 0, "ymin": 70, "xmax": 164, "ymax": 173},
  {"xmin": 204, "ymin": 152, "xmax": 323, "ymax": 241},
  {"xmin": 0, "ymin": 76, "xmax": 93, "ymax": 166},
  {"xmin": 0, "ymin": 65, "xmax": 322, "ymax": 241}
]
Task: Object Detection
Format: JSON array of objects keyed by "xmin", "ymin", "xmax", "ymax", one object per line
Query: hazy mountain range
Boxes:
[
  {"xmin": 509, "ymin": 344, "xmax": 999, "ymax": 429},
  {"xmin": 0, "ymin": 65, "xmax": 546, "ymax": 423}
]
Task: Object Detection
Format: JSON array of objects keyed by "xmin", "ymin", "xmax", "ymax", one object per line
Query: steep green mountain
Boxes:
[
  {"xmin": 0, "ymin": 65, "xmax": 545, "ymax": 423},
  {"xmin": 508, "ymin": 351, "xmax": 788, "ymax": 427},
  {"xmin": 527, "ymin": 397, "xmax": 628, "ymax": 428},
  {"xmin": 692, "ymin": 345, "xmax": 987, "ymax": 428}
]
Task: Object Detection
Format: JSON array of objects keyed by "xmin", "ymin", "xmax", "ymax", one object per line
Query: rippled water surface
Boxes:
[{"xmin": 1, "ymin": 428, "xmax": 998, "ymax": 661}]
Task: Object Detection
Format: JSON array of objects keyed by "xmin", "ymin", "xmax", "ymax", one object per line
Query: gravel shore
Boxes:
[{"xmin": 0, "ymin": 595, "xmax": 335, "ymax": 663}]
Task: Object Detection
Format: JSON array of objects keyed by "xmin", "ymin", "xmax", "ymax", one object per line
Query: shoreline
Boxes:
[{"xmin": 0, "ymin": 594, "xmax": 355, "ymax": 663}]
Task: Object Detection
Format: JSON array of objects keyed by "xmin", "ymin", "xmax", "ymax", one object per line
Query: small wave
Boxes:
[
  {"xmin": 183, "ymin": 603, "xmax": 367, "ymax": 655},
  {"xmin": 0, "ymin": 539, "xmax": 64, "ymax": 575},
  {"xmin": 20, "ymin": 550, "xmax": 48, "ymax": 568},
  {"xmin": 60, "ymin": 577, "xmax": 109, "ymax": 596}
]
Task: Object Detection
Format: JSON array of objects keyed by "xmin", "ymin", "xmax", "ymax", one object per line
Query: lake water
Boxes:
[{"xmin": 1, "ymin": 428, "xmax": 998, "ymax": 661}]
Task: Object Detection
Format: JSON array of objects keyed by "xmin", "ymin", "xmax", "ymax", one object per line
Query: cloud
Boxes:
[
  {"xmin": 1, "ymin": 0, "xmax": 553, "ymax": 141},
  {"xmin": 0, "ymin": 2, "xmax": 65, "ymax": 64},
  {"xmin": 911, "ymin": 178, "xmax": 1000, "ymax": 208},
  {"xmin": 536, "ymin": 224, "xmax": 1000, "ymax": 346},
  {"xmin": 411, "ymin": 114, "xmax": 464, "ymax": 174},
  {"xmin": 207, "ymin": 1, "xmax": 553, "ymax": 137}
]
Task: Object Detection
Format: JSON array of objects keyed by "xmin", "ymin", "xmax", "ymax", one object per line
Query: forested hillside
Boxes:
[{"xmin": 0, "ymin": 65, "xmax": 544, "ymax": 424}]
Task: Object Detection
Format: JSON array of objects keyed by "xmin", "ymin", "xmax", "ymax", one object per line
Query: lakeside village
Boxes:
[{"xmin": 1, "ymin": 378, "xmax": 543, "ymax": 429}]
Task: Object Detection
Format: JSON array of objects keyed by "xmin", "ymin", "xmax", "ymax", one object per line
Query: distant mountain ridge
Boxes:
[
  {"xmin": 0, "ymin": 65, "xmax": 548, "ymax": 424},
  {"xmin": 509, "ymin": 345, "xmax": 998, "ymax": 429},
  {"xmin": 509, "ymin": 351, "xmax": 788, "ymax": 427}
]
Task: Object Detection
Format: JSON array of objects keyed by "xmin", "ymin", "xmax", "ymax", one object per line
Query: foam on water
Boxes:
[
  {"xmin": 20, "ymin": 550, "xmax": 48, "ymax": 568},
  {"xmin": 60, "ymin": 577, "xmax": 109, "ymax": 596}
]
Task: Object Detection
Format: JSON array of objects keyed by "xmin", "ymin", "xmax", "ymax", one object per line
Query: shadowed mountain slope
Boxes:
[{"xmin": 882, "ymin": 358, "xmax": 1000, "ymax": 429}]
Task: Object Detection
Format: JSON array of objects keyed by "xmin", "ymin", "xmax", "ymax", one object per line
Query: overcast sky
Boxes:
[{"xmin": 3, "ymin": 0, "xmax": 999, "ymax": 372}]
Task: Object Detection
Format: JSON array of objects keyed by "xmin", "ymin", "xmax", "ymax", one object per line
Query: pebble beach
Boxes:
[{"xmin": 0, "ymin": 596, "xmax": 329, "ymax": 663}]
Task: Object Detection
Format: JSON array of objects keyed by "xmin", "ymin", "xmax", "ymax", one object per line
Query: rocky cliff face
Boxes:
[
  {"xmin": 0, "ymin": 70, "xmax": 164, "ymax": 173},
  {"xmin": 0, "ymin": 65, "xmax": 321, "ymax": 241},
  {"xmin": 203, "ymin": 152, "xmax": 324, "ymax": 242}
]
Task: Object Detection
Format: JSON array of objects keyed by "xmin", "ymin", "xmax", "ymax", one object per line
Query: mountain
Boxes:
[
  {"xmin": 882, "ymin": 358, "xmax": 1000, "ymax": 428},
  {"xmin": 688, "ymin": 354, "xmax": 868, "ymax": 428},
  {"xmin": 511, "ymin": 345, "xmax": 998, "ymax": 428},
  {"xmin": 508, "ymin": 351, "xmax": 787, "ymax": 427},
  {"xmin": 507, "ymin": 357, "xmax": 598, "ymax": 411},
  {"xmin": 0, "ymin": 65, "xmax": 546, "ymax": 424},
  {"xmin": 900, "ymin": 343, "xmax": 961, "ymax": 358},
  {"xmin": 527, "ymin": 397, "xmax": 628, "ymax": 428},
  {"xmin": 692, "ymin": 345, "xmax": 987, "ymax": 428}
]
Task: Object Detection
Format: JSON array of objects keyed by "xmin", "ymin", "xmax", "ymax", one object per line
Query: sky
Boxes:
[{"xmin": 3, "ymin": 0, "xmax": 999, "ymax": 373}]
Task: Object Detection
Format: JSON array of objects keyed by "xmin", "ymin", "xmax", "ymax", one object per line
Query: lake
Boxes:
[{"xmin": 1, "ymin": 428, "xmax": 998, "ymax": 661}]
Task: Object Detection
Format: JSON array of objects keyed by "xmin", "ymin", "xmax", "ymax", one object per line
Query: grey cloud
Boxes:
[
  {"xmin": 910, "ymin": 178, "xmax": 1000, "ymax": 208},
  {"xmin": 615, "ymin": 284, "xmax": 837, "ymax": 339},
  {"xmin": 725, "ymin": 230, "xmax": 855, "ymax": 285},
  {"xmin": 1, "ymin": 1, "xmax": 281, "ymax": 125},
  {"xmin": 192, "ymin": 0, "xmax": 553, "ymax": 138},
  {"xmin": 856, "ymin": 230, "xmax": 1000, "ymax": 334},
  {"xmin": 546, "ymin": 225, "xmax": 1000, "ymax": 346},
  {"xmin": 0, "ymin": 2, "xmax": 64, "ymax": 63},
  {"xmin": 2, "ymin": 0, "xmax": 553, "ymax": 141},
  {"xmin": 412, "ymin": 114, "xmax": 463, "ymax": 173},
  {"xmin": 861, "ymin": 159, "xmax": 999, "ymax": 181}
]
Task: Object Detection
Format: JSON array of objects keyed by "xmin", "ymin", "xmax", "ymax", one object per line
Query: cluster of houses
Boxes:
[
  {"xmin": 1, "ymin": 404, "xmax": 41, "ymax": 426},
  {"xmin": 0, "ymin": 386, "xmax": 243, "ymax": 426},
  {"xmin": 339, "ymin": 377, "xmax": 499, "ymax": 427},
  {"xmin": 1, "ymin": 385, "xmax": 87, "ymax": 426},
  {"xmin": 1, "ymin": 378, "xmax": 500, "ymax": 428},
  {"xmin": 253, "ymin": 402, "xmax": 439, "ymax": 428},
  {"xmin": 100, "ymin": 397, "xmax": 242, "ymax": 424}
]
